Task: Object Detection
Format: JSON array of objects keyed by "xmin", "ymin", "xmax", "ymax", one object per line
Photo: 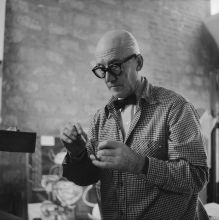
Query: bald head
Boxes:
[{"xmin": 95, "ymin": 30, "xmax": 140, "ymax": 62}]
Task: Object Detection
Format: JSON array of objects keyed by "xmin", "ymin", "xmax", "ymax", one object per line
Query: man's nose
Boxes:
[{"xmin": 105, "ymin": 71, "xmax": 117, "ymax": 83}]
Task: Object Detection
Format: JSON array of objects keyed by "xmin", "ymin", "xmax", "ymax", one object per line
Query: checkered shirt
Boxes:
[{"xmin": 62, "ymin": 77, "xmax": 209, "ymax": 220}]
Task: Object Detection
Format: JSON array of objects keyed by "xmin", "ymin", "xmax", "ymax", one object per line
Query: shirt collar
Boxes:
[{"xmin": 104, "ymin": 76, "xmax": 159, "ymax": 117}]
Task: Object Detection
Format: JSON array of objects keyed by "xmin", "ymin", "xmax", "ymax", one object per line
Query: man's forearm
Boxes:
[{"xmin": 142, "ymin": 157, "xmax": 209, "ymax": 195}]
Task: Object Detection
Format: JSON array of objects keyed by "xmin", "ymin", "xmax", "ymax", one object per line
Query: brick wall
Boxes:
[{"xmin": 1, "ymin": 0, "xmax": 212, "ymax": 135}]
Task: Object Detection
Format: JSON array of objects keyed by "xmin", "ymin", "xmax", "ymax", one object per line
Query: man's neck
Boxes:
[{"xmin": 134, "ymin": 76, "xmax": 144, "ymax": 100}]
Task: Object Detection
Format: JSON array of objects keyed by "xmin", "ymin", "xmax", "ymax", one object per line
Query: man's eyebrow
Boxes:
[
  {"xmin": 96, "ymin": 63, "xmax": 104, "ymax": 66},
  {"xmin": 96, "ymin": 58, "xmax": 122, "ymax": 66},
  {"xmin": 108, "ymin": 58, "xmax": 122, "ymax": 64}
]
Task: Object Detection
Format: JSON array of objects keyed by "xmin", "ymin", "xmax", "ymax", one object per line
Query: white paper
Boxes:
[{"xmin": 204, "ymin": 202, "xmax": 219, "ymax": 217}]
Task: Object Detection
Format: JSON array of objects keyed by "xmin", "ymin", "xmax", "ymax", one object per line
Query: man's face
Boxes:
[{"xmin": 96, "ymin": 53, "xmax": 138, "ymax": 98}]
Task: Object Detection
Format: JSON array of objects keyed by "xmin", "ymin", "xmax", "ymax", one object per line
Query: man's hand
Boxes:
[
  {"xmin": 90, "ymin": 140, "xmax": 145, "ymax": 174},
  {"xmin": 60, "ymin": 122, "xmax": 88, "ymax": 155}
]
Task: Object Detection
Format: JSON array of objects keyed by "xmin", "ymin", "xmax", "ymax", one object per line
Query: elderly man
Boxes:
[{"xmin": 60, "ymin": 30, "xmax": 209, "ymax": 219}]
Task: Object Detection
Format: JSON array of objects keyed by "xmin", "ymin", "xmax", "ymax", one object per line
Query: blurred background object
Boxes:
[{"xmin": 82, "ymin": 185, "xmax": 101, "ymax": 220}]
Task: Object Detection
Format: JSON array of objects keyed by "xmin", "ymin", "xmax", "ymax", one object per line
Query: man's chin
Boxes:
[
  {"xmin": 111, "ymin": 91, "xmax": 126, "ymax": 99},
  {"xmin": 109, "ymin": 87, "xmax": 128, "ymax": 98}
]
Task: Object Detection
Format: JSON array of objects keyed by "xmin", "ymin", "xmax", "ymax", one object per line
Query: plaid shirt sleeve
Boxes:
[{"xmin": 145, "ymin": 100, "xmax": 209, "ymax": 194}]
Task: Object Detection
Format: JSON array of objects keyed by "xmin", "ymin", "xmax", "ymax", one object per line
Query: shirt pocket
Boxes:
[{"xmin": 131, "ymin": 139, "xmax": 168, "ymax": 160}]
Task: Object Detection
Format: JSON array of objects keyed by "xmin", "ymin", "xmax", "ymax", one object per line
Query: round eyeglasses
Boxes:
[{"xmin": 92, "ymin": 54, "xmax": 137, "ymax": 79}]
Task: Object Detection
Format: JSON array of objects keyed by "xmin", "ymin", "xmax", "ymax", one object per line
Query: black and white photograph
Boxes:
[{"xmin": 0, "ymin": 0, "xmax": 219, "ymax": 219}]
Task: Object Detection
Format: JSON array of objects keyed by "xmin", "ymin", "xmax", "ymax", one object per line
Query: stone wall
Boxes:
[{"xmin": 1, "ymin": 0, "xmax": 212, "ymax": 135}]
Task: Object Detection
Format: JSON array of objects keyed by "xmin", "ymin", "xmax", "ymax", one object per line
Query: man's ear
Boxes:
[{"xmin": 136, "ymin": 54, "xmax": 143, "ymax": 71}]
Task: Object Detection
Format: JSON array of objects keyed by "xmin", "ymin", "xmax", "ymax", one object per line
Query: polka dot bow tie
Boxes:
[{"xmin": 113, "ymin": 94, "xmax": 137, "ymax": 110}]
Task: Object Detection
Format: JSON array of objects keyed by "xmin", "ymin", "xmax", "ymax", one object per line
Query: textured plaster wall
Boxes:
[{"xmin": 1, "ymin": 0, "xmax": 212, "ymax": 135}]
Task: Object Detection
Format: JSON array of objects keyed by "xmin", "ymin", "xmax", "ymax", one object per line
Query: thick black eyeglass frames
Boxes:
[{"xmin": 92, "ymin": 54, "xmax": 137, "ymax": 79}]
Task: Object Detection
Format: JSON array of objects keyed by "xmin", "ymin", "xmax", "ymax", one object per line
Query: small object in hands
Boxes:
[
  {"xmin": 90, "ymin": 139, "xmax": 100, "ymax": 161},
  {"xmin": 73, "ymin": 124, "xmax": 87, "ymax": 142},
  {"xmin": 78, "ymin": 132, "xmax": 87, "ymax": 143}
]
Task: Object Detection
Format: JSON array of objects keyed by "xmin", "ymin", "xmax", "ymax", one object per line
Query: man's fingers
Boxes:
[
  {"xmin": 60, "ymin": 134, "xmax": 69, "ymax": 143},
  {"xmin": 98, "ymin": 140, "xmax": 118, "ymax": 150},
  {"xmin": 75, "ymin": 123, "xmax": 83, "ymax": 135},
  {"xmin": 62, "ymin": 127, "xmax": 77, "ymax": 140},
  {"xmin": 90, "ymin": 152, "xmax": 115, "ymax": 165},
  {"xmin": 89, "ymin": 154, "xmax": 96, "ymax": 161},
  {"xmin": 61, "ymin": 123, "xmax": 79, "ymax": 139},
  {"xmin": 60, "ymin": 126, "xmax": 70, "ymax": 142},
  {"xmin": 60, "ymin": 130, "xmax": 74, "ymax": 143},
  {"xmin": 89, "ymin": 154, "xmax": 101, "ymax": 161},
  {"xmin": 97, "ymin": 149, "xmax": 115, "ymax": 158},
  {"xmin": 75, "ymin": 123, "xmax": 87, "ymax": 142},
  {"xmin": 91, "ymin": 157, "xmax": 114, "ymax": 168},
  {"xmin": 60, "ymin": 121, "xmax": 88, "ymax": 146},
  {"xmin": 98, "ymin": 155, "xmax": 115, "ymax": 163},
  {"xmin": 66, "ymin": 121, "xmax": 74, "ymax": 131},
  {"xmin": 64, "ymin": 133, "xmax": 75, "ymax": 141}
]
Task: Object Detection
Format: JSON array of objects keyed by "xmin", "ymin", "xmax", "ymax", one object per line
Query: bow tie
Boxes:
[{"xmin": 113, "ymin": 94, "xmax": 137, "ymax": 110}]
